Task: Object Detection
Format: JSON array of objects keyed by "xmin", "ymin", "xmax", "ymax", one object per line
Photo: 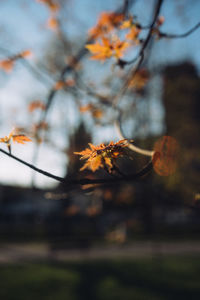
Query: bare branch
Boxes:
[
  {"xmin": 113, "ymin": 0, "xmax": 164, "ymax": 106},
  {"xmin": 160, "ymin": 22, "xmax": 200, "ymax": 38},
  {"xmin": 115, "ymin": 119, "xmax": 154, "ymax": 157},
  {"xmin": 0, "ymin": 147, "xmax": 152, "ymax": 186}
]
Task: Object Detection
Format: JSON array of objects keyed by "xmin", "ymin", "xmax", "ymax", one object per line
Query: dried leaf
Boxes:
[
  {"xmin": 128, "ymin": 69, "xmax": 149, "ymax": 91},
  {"xmin": 92, "ymin": 109, "xmax": 103, "ymax": 119},
  {"xmin": 89, "ymin": 11, "xmax": 124, "ymax": 38},
  {"xmin": 153, "ymin": 136, "xmax": 179, "ymax": 176},
  {"xmin": 37, "ymin": 0, "xmax": 59, "ymax": 12},
  {"xmin": 28, "ymin": 100, "xmax": 46, "ymax": 112},
  {"xmin": 0, "ymin": 59, "xmax": 15, "ymax": 73},
  {"xmin": 79, "ymin": 104, "xmax": 93, "ymax": 113},
  {"xmin": 54, "ymin": 80, "xmax": 65, "ymax": 90}
]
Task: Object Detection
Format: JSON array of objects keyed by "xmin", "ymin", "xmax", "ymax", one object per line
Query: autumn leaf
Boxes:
[
  {"xmin": 86, "ymin": 38, "xmax": 112, "ymax": 61},
  {"xmin": 0, "ymin": 50, "xmax": 32, "ymax": 73},
  {"xmin": 36, "ymin": 0, "xmax": 59, "ymax": 12},
  {"xmin": 79, "ymin": 104, "xmax": 93, "ymax": 113},
  {"xmin": 47, "ymin": 16, "xmax": 59, "ymax": 31},
  {"xmin": 89, "ymin": 11, "xmax": 124, "ymax": 38},
  {"xmin": 86, "ymin": 37, "xmax": 130, "ymax": 62},
  {"xmin": 74, "ymin": 139, "xmax": 129, "ymax": 172},
  {"xmin": 156, "ymin": 16, "xmax": 165, "ymax": 27},
  {"xmin": 120, "ymin": 16, "xmax": 141, "ymax": 42},
  {"xmin": 19, "ymin": 50, "xmax": 32, "ymax": 58},
  {"xmin": 0, "ymin": 132, "xmax": 13, "ymax": 144},
  {"xmin": 79, "ymin": 104, "xmax": 103, "ymax": 119},
  {"xmin": 126, "ymin": 26, "xmax": 141, "ymax": 41},
  {"xmin": 54, "ymin": 79, "xmax": 75, "ymax": 90},
  {"xmin": 92, "ymin": 109, "xmax": 103, "ymax": 119},
  {"xmin": 120, "ymin": 18, "xmax": 133, "ymax": 30},
  {"xmin": 0, "ymin": 130, "xmax": 32, "ymax": 153},
  {"xmin": 128, "ymin": 69, "xmax": 150, "ymax": 91},
  {"xmin": 0, "ymin": 59, "xmax": 15, "ymax": 73},
  {"xmin": 153, "ymin": 136, "xmax": 179, "ymax": 176},
  {"xmin": 12, "ymin": 135, "xmax": 32, "ymax": 144},
  {"xmin": 28, "ymin": 100, "xmax": 46, "ymax": 112},
  {"xmin": 54, "ymin": 80, "xmax": 65, "ymax": 90}
]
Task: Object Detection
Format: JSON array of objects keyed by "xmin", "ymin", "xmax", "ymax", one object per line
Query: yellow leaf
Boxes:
[
  {"xmin": 86, "ymin": 37, "xmax": 130, "ymax": 62},
  {"xmin": 12, "ymin": 135, "xmax": 32, "ymax": 144}
]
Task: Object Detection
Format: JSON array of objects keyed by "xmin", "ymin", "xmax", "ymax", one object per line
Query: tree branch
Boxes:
[
  {"xmin": 160, "ymin": 22, "xmax": 200, "ymax": 38},
  {"xmin": 113, "ymin": 0, "xmax": 164, "ymax": 106},
  {"xmin": 0, "ymin": 147, "xmax": 152, "ymax": 186},
  {"xmin": 115, "ymin": 118, "xmax": 154, "ymax": 157}
]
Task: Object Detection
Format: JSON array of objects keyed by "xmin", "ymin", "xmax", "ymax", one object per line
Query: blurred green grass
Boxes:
[{"xmin": 0, "ymin": 255, "xmax": 200, "ymax": 300}]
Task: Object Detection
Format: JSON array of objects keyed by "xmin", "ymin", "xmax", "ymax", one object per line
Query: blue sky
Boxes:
[{"xmin": 0, "ymin": 0, "xmax": 199, "ymax": 188}]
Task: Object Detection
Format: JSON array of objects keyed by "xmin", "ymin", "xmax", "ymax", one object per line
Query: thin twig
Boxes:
[
  {"xmin": 160, "ymin": 22, "xmax": 200, "ymax": 38},
  {"xmin": 115, "ymin": 118, "xmax": 154, "ymax": 157},
  {"xmin": 118, "ymin": 22, "xmax": 200, "ymax": 67},
  {"xmin": 0, "ymin": 147, "xmax": 153, "ymax": 186},
  {"xmin": 113, "ymin": 0, "xmax": 163, "ymax": 106}
]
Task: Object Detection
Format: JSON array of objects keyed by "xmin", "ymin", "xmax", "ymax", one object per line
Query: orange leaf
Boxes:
[
  {"xmin": 156, "ymin": 16, "xmax": 165, "ymax": 26},
  {"xmin": 90, "ymin": 155, "xmax": 102, "ymax": 172},
  {"xmin": 28, "ymin": 100, "xmax": 46, "ymax": 112},
  {"xmin": 0, "ymin": 59, "xmax": 15, "ymax": 73},
  {"xmin": 92, "ymin": 109, "xmax": 103, "ymax": 119},
  {"xmin": 153, "ymin": 136, "xmax": 179, "ymax": 176},
  {"xmin": 74, "ymin": 140, "xmax": 129, "ymax": 172},
  {"xmin": 126, "ymin": 26, "xmax": 141, "ymax": 41},
  {"xmin": 20, "ymin": 50, "xmax": 32, "ymax": 58},
  {"xmin": 128, "ymin": 69, "xmax": 149, "ymax": 91},
  {"xmin": 37, "ymin": 0, "xmax": 59, "ymax": 12},
  {"xmin": 54, "ymin": 80, "xmax": 65, "ymax": 90},
  {"xmin": 79, "ymin": 104, "xmax": 93, "ymax": 113},
  {"xmin": 86, "ymin": 37, "xmax": 129, "ymax": 62},
  {"xmin": 47, "ymin": 16, "xmax": 59, "ymax": 31},
  {"xmin": 65, "ymin": 79, "xmax": 75, "ymax": 87},
  {"xmin": 89, "ymin": 11, "xmax": 124, "ymax": 38},
  {"xmin": 120, "ymin": 17, "xmax": 141, "ymax": 42},
  {"xmin": 12, "ymin": 135, "xmax": 32, "ymax": 144}
]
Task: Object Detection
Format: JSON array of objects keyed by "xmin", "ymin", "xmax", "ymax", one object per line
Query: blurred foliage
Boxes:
[{"xmin": 0, "ymin": 256, "xmax": 200, "ymax": 299}]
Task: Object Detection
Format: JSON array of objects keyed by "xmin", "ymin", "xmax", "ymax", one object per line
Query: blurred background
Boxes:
[{"xmin": 0, "ymin": 0, "xmax": 200, "ymax": 299}]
